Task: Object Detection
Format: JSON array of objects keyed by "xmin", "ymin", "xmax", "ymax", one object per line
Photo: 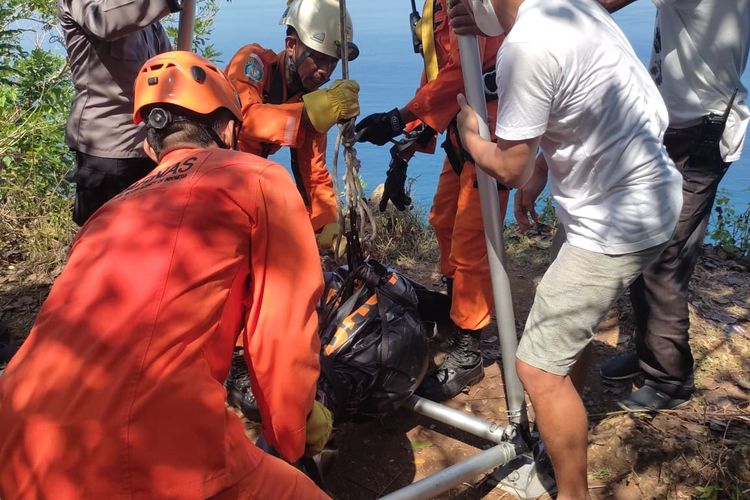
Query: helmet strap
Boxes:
[
  {"xmin": 286, "ymin": 52, "xmax": 306, "ymax": 91},
  {"xmin": 286, "ymin": 50, "xmax": 332, "ymax": 91},
  {"xmin": 201, "ymin": 124, "xmax": 230, "ymax": 150},
  {"xmin": 147, "ymin": 107, "xmax": 232, "ymax": 150}
]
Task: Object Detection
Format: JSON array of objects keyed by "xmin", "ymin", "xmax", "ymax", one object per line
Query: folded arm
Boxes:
[{"xmin": 63, "ymin": 0, "xmax": 174, "ymax": 40}]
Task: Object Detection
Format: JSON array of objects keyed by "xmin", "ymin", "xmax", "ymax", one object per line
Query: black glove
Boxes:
[
  {"xmin": 380, "ymin": 155, "xmax": 411, "ymax": 211},
  {"xmin": 355, "ymin": 108, "xmax": 406, "ymax": 146}
]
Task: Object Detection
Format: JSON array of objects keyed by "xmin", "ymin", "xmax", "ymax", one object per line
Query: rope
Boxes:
[{"xmin": 331, "ymin": 0, "xmax": 375, "ymax": 266}]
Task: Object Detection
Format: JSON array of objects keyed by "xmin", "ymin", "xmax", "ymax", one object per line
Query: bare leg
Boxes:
[{"xmin": 517, "ymin": 358, "xmax": 591, "ymax": 500}]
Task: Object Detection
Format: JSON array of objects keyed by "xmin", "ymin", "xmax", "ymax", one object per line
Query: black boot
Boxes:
[
  {"xmin": 417, "ymin": 329, "xmax": 484, "ymax": 401},
  {"xmin": 225, "ymin": 349, "xmax": 261, "ymax": 421}
]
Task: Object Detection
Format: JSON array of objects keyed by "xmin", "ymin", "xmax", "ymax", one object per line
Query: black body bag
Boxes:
[{"xmin": 317, "ymin": 259, "xmax": 431, "ymax": 423}]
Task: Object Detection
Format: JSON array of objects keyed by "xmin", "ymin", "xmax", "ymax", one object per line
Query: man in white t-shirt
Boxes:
[
  {"xmin": 450, "ymin": 0, "xmax": 682, "ymax": 496},
  {"xmin": 598, "ymin": 0, "xmax": 750, "ymax": 412}
]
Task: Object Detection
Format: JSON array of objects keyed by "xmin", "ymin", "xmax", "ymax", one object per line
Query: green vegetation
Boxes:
[
  {"xmin": 370, "ymin": 202, "xmax": 439, "ymax": 266},
  {"xmin": 0, "ymin": 1, "xmax": 74, "ymax": 266},
  {"xmin": 709, "ymin": 188, "xmax": 750, "ymax": 257},
  {"xmin": 0, "ymin": 0, "xmax": 221, "ymax": 269},
  {"xmin": 3, "ymin": 0, "xmax": 750, "ymax": 274}
]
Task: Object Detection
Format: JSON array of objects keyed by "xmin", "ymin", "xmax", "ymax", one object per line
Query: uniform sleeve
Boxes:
[
  {"xmin": 62, "ymin": 0, "xmax": 172, "ymax": 41},
  {"xmin": 156, "ymin": 23, "xmax": 172, "ymax": 52},
  {"xmin": 405, "ymin": 32, "xmax": 496, "ymax": 133},
  {"xmin": 300, "ymin": 133, "xmax": 339, "ymax": 231},
  {"xmin": 225, "ymin": 46, "xmax": 306, "ymax": 149},
  {"xmin": 495, "ymin": 41, "xmax": 558, "ymax": 141},
  {"xmin": 243, "ymin": 164, "xmax": 324, "ymax": 463}
]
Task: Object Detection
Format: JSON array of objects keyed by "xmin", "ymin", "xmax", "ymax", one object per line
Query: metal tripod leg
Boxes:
[{"xmin": 455, "ymin": 34, "xmax": 556, "ymax": 499}]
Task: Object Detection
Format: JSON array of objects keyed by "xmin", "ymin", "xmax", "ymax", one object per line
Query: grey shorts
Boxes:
[{"xmin": 516, "ymin": 239, "xmax": 666, "ymax": 376}]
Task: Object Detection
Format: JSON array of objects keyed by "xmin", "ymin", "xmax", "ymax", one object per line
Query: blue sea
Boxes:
[
  {"xmin": 25, "ymin": 1, "xmax": 750, "ymax": 222},
  {"xmin": 209, "ymin": 0, "xmax": 750, "ymax": 224}
]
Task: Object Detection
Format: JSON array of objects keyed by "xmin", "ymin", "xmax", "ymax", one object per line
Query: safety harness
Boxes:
[{"xmin": 256, "ymin": 58, "xmax": 312, "ymax": 207}]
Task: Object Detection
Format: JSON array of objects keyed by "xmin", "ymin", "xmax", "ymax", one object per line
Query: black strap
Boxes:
[
  {"xmin": 442, "ymin": 120, "xmax": 469, "ymax": 176},
  {"xmin": 263, "ymin": 60, "xmax": 309, "ymax": 204},
  {"xmin": 259, "ymin": 61, "xmax": 286, "ymax": 158},
  {"xmin": 442, "ymin": 119, "xmax": 509, "ymax": 191},
  {"xmin": 265, "ymin": 61, "xmax": 285, "ymax": 105},
  {"xmin": 289, "ymin": 149, "xmax": 310, "ymax": 206}
]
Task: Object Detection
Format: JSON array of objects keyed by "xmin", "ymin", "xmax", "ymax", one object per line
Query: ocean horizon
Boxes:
[{"xmin": 212, "ymin": 1, "xmax": 750, "ymax": 230}]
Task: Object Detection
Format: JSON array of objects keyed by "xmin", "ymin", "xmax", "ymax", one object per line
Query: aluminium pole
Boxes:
[
  {"xmin": 379, "ymin": 444, "xmax": 517, "ymax": 500},
  {"xmin": 405, "ymin": 395, "xmax": 508, "ymax": 445},
  {"xmin": 176, "ymin": 0, "xmax": 196, "ymax": 51},
  {"xmin": 338, "ymin": 0, "xmax": 350, "ymax": 80},
  {"xmin": 456, "ymin": 35, "xmax": 527, "ymax": 427}
]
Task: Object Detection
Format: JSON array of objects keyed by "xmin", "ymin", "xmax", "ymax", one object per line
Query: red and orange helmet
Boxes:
[{"xmin": 133, "ymin": 51, "xmax": 242, "ymax": 125}]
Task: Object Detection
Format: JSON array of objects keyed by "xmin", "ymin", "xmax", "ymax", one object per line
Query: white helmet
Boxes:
[{"xmin": 280, "ymin": 0, "xmax": 359, "ymax": 61}]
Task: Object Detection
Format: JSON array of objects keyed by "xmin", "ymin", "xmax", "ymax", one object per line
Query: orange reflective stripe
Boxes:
[{"xmin": 323, "ymin": 294, "xmax": 378, "ymax": 355}]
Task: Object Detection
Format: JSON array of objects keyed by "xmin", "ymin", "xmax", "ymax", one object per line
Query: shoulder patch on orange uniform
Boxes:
[{"xmin": 244, "ymin": 53, "xmax": 265, "ymax": 82}]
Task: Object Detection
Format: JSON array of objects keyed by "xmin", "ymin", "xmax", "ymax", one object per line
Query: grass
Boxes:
[
  {"xmin": 589, "ymin": 466, "xmax": 611, "ymax": 480},
  {"xmin": 0, "ymin": 183, "xmax": 75, "ymax": 275},
  {"xmin": 369, "ymin": 202, "xmax": 439, "ymax": 267}
]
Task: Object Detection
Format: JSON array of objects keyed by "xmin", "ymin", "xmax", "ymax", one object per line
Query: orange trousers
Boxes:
[
  {"xmin": 429, "ymin": 157, "xmax": 509, "ymax": 331},
  {"xmin": 209, "ymin": 445, "xmax": 330, "ymax": 500}
]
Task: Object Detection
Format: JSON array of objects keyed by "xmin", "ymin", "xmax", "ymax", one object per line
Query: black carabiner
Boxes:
[{"xmin": 410, "ymin": 0, "xmax": 422, "ymax": 54}]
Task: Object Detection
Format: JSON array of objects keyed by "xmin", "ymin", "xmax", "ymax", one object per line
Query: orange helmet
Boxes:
[{"xmin": 133, "ymin": 50, "xmax": 242, "ymax": 125}]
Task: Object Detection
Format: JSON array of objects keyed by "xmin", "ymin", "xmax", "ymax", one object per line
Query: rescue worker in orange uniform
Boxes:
[
  {"xmin": 224, "ymin": 0, "xmax": 361, "ymax": 250},
  {"xmin": 222, "ymin": 0, "xmax": 360, "ymax": 419},
  {"xmin": 355, "ymin": 0, "xmax": 507, "ymax": 401},
  {"xmin": 0, "ymin": 51, "xmax": 332, "ymax": 499}
]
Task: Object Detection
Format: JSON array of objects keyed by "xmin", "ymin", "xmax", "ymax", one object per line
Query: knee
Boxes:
[
  {"xmin": 429, "ymin": 210, "xmax": 451, "ymax": 233},
  {"xmin": 516, "ymin": 357, "xmax": 537, "ymax": 387},
  {"xmin": 516, "ymin": 357, "xmax": 563, "ymax": 398}
]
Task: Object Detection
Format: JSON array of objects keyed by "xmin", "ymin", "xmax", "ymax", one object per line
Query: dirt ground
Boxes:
[{"xmin": 1, "ymin": 230, "xmax": 749, "ymax": 499}]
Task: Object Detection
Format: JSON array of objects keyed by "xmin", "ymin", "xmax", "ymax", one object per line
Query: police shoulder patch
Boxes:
[{"xmin": 244, "ymin": 53, "xmax": 265, "ymax": 82}]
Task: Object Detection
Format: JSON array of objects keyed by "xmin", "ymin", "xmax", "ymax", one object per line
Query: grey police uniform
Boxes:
[{"xmin": 58, "ymin": 0, "xmax": 177, "ymax": 225}]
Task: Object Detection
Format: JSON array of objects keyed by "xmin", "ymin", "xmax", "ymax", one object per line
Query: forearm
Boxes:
[
  {"xmin": 68, "ymin": 0, "xmax": 173, "ymax": 40},
  {"xmin": 463, "ymin": 132, "xmax": 534, "ymax": 188},
  {"xmin": 398, "ymin": 106, "xmax": 418, "ymax": 125},
  {"xmin": 240, "ymin": 102, "xmax": 305, "ymax": 147},
  {"xmin": 403, "ymin": 63, "xmax": 465, "ymax": 132},
  {"xmin": 247, "ymin": 168, "xmax": 324, "ymax": 461}
]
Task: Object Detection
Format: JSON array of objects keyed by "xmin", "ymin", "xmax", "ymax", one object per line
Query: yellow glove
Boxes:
[
  {"xmin": 316, "ymin": 222, "xmax": 347, "ymax": 259},
  {"xmin": 302, "ymin": 80, "xmax": 360, "ymax": 133},
  {"xmin": 316, "ymin": 222, "xmax": 340, "ymax": 249},
  {"xmin": 305, "ymin": 400, "xmax": 333, "ymax": 456}
]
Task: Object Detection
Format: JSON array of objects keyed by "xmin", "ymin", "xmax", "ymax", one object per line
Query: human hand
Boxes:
[
  {"xmin": 448, "ymin": 0, "xmax": 482, "ymax": 36},
  {"xmin": 456, "ymin": 93, "xmax": 479, "ymax": 149},
  {"xmin": 449, "ymin": 0, "xmax": 504, "ymax": 37},
  {"xmin": 316, "ymin": 221, "xmax": 347, "ymax": 259},
  {"xmin": 380, "ymin": 155, "xmax": 411, "ymax": 211},
  {"xmin": 305, "ymin": 400, "xmax": 333, "ymax": 456},
  {"xmin": 303, "ymin": 79, "xmax": 360, "ymax": 133},
  {"xmin": 355, "ymin": 108, "xmax": 406, "ymax": 146}
]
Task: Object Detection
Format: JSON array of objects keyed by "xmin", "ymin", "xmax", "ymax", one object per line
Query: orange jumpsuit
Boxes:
[
  {"xmin": 406, "ymin": 0, "xmax": 508, "ymax": 331},
  {"xmin": 225, "ymin": 44, "xmax": 338, "ymax": 233},
  {"xmin": 0, "ymin": 147, "xmax": 328, "ymax": 499}
]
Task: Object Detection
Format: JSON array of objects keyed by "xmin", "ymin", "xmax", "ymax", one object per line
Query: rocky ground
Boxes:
[{"xmin": 1, "ymin": 230, "xmax": 749, "ymax": 499}]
